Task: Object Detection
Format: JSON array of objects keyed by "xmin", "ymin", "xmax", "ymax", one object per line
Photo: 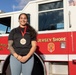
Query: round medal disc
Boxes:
[{"xmin": 20, "ymin": 38, "xmax": 26, "ymax": 45}]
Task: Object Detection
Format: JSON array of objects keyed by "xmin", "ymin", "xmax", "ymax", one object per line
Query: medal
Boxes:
[
  {"xmin": 20, "ymin": 38, "xmax": 26, "ymax": 45},
  {"xmin": 20, "ymin": 26, "xmax": 27, "ymax": 45}
]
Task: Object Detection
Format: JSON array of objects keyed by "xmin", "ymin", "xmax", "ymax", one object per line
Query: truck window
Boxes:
[
  {"xmin": 38, "ymin": 0, "xmax": 64, "ymax": 31},
  {"xmin": 0, "ymin": 17, "xmax": 11, "ymax": 34}
]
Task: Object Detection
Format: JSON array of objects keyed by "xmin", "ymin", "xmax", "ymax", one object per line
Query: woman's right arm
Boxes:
[
  {"xmin": 8, "ymin": 40, "xmax": 18, "ymax": 58},
  {"xmin": 8, "ymin": 40, "xmax": 23, "ymax": 60}
]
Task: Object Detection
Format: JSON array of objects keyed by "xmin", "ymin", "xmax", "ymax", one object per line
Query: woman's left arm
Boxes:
[
  {"xmin": 27, "ymin": 41, "xmax": 37, "ymax": 58},
  {"xmin": 20, "ymin": 41, "xmax": 37, "ymax": 62}
]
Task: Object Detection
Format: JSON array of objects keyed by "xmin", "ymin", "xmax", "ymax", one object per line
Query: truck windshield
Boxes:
[{"xmin": 0, "ymin": 17, "xmax": 11, "ymax": 34}]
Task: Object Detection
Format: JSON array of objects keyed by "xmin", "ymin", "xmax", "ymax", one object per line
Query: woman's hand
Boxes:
[
  {"xmin": 17, "ymin": 55, "xmax": 23, "ymax": 62},
  {"xmin": 20, "ymin": 55, "xmax": 29, "ymax": 63}
]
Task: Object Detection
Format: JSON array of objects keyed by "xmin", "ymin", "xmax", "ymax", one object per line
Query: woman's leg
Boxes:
[
  {"xmin": 22, "ymin": 55, "xmax": 34, "ymax": 75},
  {"xmin": 10, "ymin": 55, "xmax": 22, "ymax": 75}
]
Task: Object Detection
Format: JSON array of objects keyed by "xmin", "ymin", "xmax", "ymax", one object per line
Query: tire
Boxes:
[{"xmin": 2, "ymin": 53, "xmax": 46, "ymax": 75}]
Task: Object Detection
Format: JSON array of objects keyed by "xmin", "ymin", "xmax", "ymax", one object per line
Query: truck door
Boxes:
[
  {"xmin": 68, "ymin": 1, "xmax": 76, "ymax": 75},
  {"xmin": 0, "ymin": 16, "xmax": 11, "ymax": 74},
  {"xmin": 0, "ymin": 17, "xmax": 11, "ymax": 54},
  {"xmin": 37, "ymin": 0, "xmax": 69, "ymax": 75}
]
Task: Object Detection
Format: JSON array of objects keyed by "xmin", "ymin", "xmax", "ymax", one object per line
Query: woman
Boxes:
[{"xmin": 8, "ymin": 13, "xmax": 37, "ymax": 75}]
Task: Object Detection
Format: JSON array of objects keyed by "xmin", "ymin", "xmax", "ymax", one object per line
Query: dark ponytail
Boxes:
[{"xmin": 26, "ymin": 24, "xmax": 37, "ymax": 40}]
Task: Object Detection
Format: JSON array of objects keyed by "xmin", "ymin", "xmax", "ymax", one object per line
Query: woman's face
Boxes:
[{"xmin": 19, "ymin": 14, "xmax": 28, "ymax": 26}]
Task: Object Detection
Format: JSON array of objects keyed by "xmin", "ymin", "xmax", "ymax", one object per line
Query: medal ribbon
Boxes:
[{"xmin": 21, "ymin": 26, "xmax": 27, "ymax": 37}]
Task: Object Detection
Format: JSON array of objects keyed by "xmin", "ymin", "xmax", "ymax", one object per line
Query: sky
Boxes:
[{"xmin": 0, "ymin": 0, "xmax": 33, "ymax": 12}]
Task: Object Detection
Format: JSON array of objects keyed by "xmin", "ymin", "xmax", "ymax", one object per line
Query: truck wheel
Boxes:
[{"xmin": 2, "ymin": 53, "xmax": 46, "ymax": 75}]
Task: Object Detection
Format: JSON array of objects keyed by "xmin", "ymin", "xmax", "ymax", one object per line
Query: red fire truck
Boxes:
[{"xmin": 0, "ymin": 0, "xmax": 76, "ymax": 75}]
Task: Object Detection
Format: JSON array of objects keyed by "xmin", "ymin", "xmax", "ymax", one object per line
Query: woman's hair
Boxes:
[
  {"xmin": 18, "ymin": 13, "xmax": 28, "ymax": 19},
  {"xmin": 19, "ymin": 13, "xmax": 37, "ymax": 39}
]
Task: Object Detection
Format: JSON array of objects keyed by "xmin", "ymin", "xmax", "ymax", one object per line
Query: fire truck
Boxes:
[{"xmin": 0, "ymin": 0, "xmax": 76, "ymax": 75}]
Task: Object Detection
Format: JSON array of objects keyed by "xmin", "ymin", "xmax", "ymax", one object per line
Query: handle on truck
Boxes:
[
  {"xmin": 72, "ymin": 60, "xmax": 76, "ymax": 64},
  {"xmin": 69, "ymin": 11, "xmax": 71, "ymax": 28}
]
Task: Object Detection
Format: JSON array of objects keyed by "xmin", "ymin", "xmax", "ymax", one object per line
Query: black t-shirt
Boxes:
[{"xmin": 8, "ymin": 27, "xmax": 36, "ymax": 56}]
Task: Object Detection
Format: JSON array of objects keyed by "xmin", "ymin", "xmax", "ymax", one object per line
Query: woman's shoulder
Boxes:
[{"xmin": 10, "ymin": 27, "xmax": 19, "ymax": 33}]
